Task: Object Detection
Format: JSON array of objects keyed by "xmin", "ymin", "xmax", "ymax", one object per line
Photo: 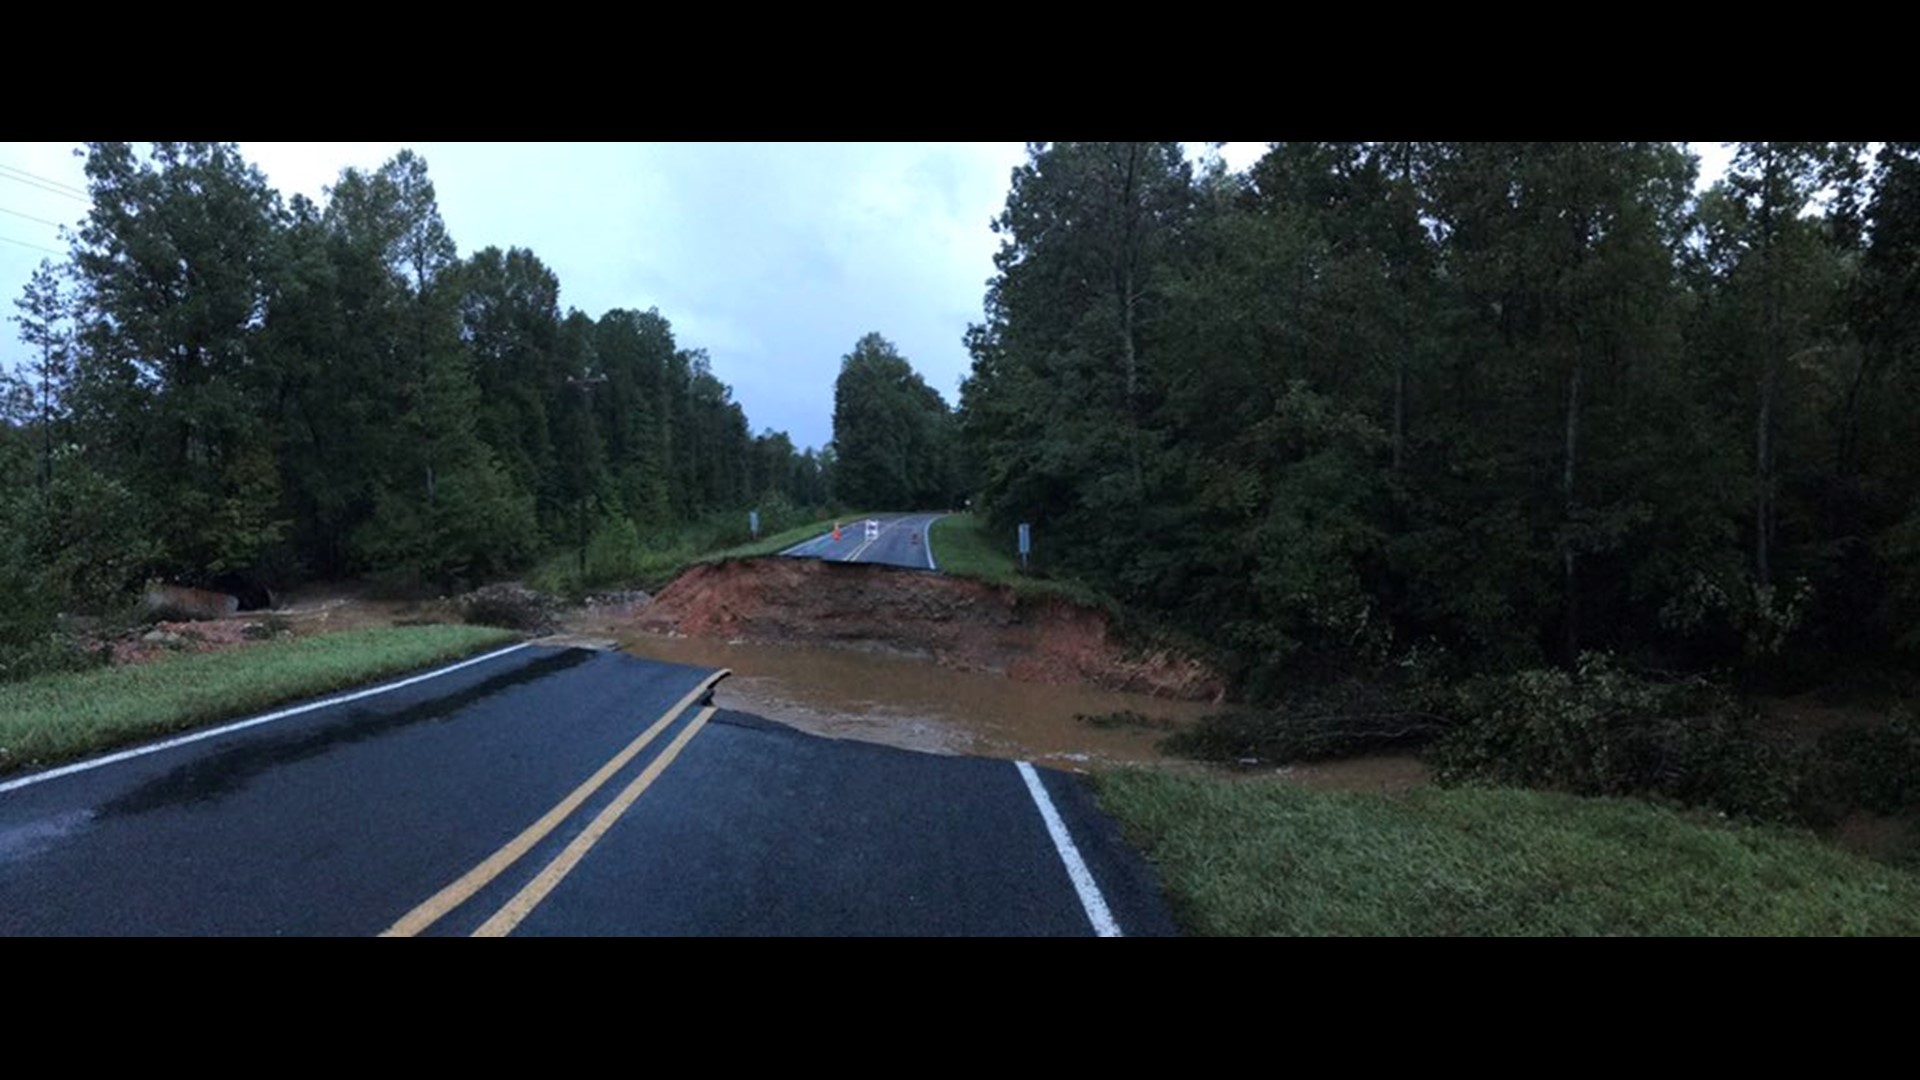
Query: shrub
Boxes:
[
  {"xmin": 1812, "ymin": 711, "xmax": 1920, "ymax": 816},
  {"xmin": 1160, "ymin": 676, "xmax": 1449, "ymax": 765},
  {"xmin": 584, "ymin": 516, "xmax": 647, "ymax": 589},
  {"xmin": 1431, "ymin": 653, "xmax": 1805, "ymax": 822}
]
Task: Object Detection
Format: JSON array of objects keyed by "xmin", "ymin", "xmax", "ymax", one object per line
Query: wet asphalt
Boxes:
[
  {"xmin": 0, "ymin": 645, "xmax": 1176, "ymax": 937},
  {"xmin": 781, "ymin": 512, "xmax": 945, "ymax": 570}
]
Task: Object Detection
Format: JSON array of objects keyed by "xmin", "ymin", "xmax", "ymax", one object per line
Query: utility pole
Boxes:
[{"xmin": 567, "ymin": 372, "xmax": 607, "ymax": 580}]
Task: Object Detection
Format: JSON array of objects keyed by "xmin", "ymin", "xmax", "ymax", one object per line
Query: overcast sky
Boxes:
[{"xmin": 0, "ymin": 142, "xmax": 1736, "ymax": 452}]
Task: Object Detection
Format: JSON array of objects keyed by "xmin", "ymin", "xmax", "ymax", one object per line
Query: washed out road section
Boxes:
[{"xmin": 0, "ymin": 644, "xmax": 1173, "ymax": 936}]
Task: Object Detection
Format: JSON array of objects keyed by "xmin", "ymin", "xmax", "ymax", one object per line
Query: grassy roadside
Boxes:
[
  {"xmin": 1096, "ymin": 769, "xmax": 1920, "ymax": 935},
  {"xmin": 698, "ymin": 511, "xmax": 876, "ymax": 563},
  {"xmin": 529, "ymin": 509, "xmax": 875, "ymax": 595},
  {"xmin": 927, "ymin": 513, "xmax": 1114, "ymax": 610},
  {"xmin": 0, "ymin": 624, "xmax": 519, "ymax": 778}
]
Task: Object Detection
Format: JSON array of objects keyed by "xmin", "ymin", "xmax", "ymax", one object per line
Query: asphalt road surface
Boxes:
[
  {"xmin": 0, "ymin": 644, "xmax": 1175, "ymax": 936},
  {"xmin": 780, "ymin": 512, "xmax": 945, "ymax": 570}
]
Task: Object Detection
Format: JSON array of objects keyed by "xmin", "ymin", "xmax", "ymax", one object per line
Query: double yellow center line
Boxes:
[{"xmin": 382, "ymin": 668, "xmax": 730, "ymax": 938}]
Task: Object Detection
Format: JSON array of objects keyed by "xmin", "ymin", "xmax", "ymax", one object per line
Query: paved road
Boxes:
[
  {"xmin": 780, "ymin": 512, "xmax": 945, "ymax": 570},
  {"xmin": 0, "ymin": 645, "xmax": 1174, "ymax": 936}
]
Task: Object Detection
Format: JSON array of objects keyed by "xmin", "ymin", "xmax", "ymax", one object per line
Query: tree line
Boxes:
[
  {"xmin": 1, "ymin": 142, "xmax": 830, "ymax": 649},
  {"xmin": 960, "ymin": 141, "xmax": 1920, "ymax": 694}
]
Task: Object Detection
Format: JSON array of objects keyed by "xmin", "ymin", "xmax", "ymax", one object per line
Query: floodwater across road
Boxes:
[
  {"xmin": 0, "ymin": 644, "xmax": 1176, "ymax": 936},
  {"xmin": 617, "ymin": 631, "xmax": 1216, "ymax": 769}
]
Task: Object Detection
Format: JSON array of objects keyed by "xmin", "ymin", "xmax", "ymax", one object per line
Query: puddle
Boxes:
[{"xmin": 619, "ymin": 632, "xmax": 1216, "ymax": 770}]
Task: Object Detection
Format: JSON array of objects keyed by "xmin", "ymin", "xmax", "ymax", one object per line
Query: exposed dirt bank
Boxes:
[{"xmin": 633, "ymin": 557, "xmax": 1228, "ymax": 702}]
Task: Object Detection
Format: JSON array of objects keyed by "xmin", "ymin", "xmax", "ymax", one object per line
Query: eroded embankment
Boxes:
[{"xmin": 634, "ymin": 558, "xmax": 1227, "ymax": 702}]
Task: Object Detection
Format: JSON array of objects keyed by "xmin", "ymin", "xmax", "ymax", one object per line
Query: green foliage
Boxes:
[
  {"xmin": 1658, "ymin": 567, "xmax": 1816, "ymax": 664},
  {"xmin": 1431, "ymin": 653, "xmax": 1805, "ymax": 822},
  {"xmin": 926, "ymin": 513, "xmax": 1117, "ymax": 611},
  {"xmin": 1161, "ymin": 667, "xmax": 1449, "ymax": 764},
  {"xmin": 582, "ymin": 515, "xmax": 647, "ymax": 588},
  {"xmin": 1813, "ymin": 710, "xmax": 1920, "ymax": 815},
  {"xmin": 7, "ymin": 141, "xmax": 823, "ymax": 631},
  {"xmin": 352, "ymin": 453, "xmax": 538, "ymax": 593},
  {"xmin": 20, "ymin": 463, "xmax": 159, "ymax": 610},
  {"xmin": 831, "ymin": 333, "xmax": 957, "ymax": 509},
  {"xmin": 959, "ymin": 139, "xmax": 1920, "ymax": 694}
]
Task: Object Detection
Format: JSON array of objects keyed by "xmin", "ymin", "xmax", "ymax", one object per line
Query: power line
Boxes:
[
  {"xmin": 0, "ymin": 163, "xmax": 87, "ymax": 198},
  {"xmin": 0, "ymin": 234, "xmax": 62, "ymax": 255},
  {"xmin": 0, "ymin": 205, "xmax": 65, "ymax": 230},
  {"xmin": 0, "ymin": 170, "xmax": 88, "ymax": 203}
]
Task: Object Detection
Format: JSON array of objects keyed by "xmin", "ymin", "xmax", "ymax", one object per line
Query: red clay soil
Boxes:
[{"xmin": 634, "ymin": 558, "xmax": 1227, "ymax": 702}]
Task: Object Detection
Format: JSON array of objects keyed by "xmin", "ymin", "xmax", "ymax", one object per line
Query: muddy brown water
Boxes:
[
  {"xmin": 617, "ymin": 631, "xmax": 1222, "ymax": 772},
  {"xmin": 615, "ymin": 631, "xmax": 1434, "ymax": 790}
]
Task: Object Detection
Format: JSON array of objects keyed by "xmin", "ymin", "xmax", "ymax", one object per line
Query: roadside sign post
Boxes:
[
  {"xmin": 749, "ymin": 510, "xmax": 760, "ymax": 540},
  {"xmin": 1018, "ymin": 522, "xmax": 1031, "ymax": 572}
]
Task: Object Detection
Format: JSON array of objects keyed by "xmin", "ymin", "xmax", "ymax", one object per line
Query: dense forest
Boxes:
[
  {"xmin": 0, "ymin": 142, "xmax": 831, "ymax": 675},
  {"xmin": 961, "ymin": 141, "xmax": 1920, "ymax": 697}
]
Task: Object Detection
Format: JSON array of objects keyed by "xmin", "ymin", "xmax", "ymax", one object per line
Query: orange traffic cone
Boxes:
[{"xmin": 832, "ymin": 523, "xmax": 842, "ymax": 541}]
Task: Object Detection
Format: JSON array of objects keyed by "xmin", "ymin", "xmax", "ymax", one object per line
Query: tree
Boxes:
[
  {"xmin": 833, "ymin": 332, "xmax": 955, "ymax": 509},
  {"xmin": 11, "ymin": 260, "xmax": 71, "ymax": 493},
  {"xmin": 327, "ymin": 151, "xmax": 536, "ymax": 587},
  {"xmin": 592, "ymin": 308, "xmax": 677, "ymax": 525},
  {"xmin": 961, "ymin": 142, "xmax": 1194, "ymax": 581},
  {"xmin": 67, "ymin": 141, "xmax": 290, "ymax": 579},
  {"xmin": 457, "ymin": 246, "xmax": 562, "ymax": 523}
]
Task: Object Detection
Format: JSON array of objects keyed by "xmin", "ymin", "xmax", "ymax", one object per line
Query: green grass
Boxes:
[
  {"xmin": 927, "ymin": 513, "xmax": 1114, "ymax": 609},
  {"xmin": 697, "ymin": 512, "xmax": 876, "ymax": 563},
  {"xmin": 528, "ymin": 509, "xmax": 872, "ymax": 596},
  {"xmin": 0, "ymin": 624, "xmax": 519, "ymax": 777},
  {"xmin": 1096, "ymin": 769, "xmax": 1920, "ymax": 935}
]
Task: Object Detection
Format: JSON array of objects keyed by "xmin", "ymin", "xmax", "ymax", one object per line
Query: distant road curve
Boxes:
[{"xmin": 780, "ymin": 512, "xmax": 945, "ymax": 571}]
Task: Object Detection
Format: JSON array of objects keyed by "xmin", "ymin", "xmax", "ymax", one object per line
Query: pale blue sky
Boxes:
[{"xmin": 0, "ymin": 142, "xmax": 1733, "ymax": 452}]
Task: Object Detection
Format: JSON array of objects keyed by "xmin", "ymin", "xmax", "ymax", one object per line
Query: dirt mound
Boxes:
[{"xmin": 635, "ymin": 558, "xmax": 1226, "ymax": 702}]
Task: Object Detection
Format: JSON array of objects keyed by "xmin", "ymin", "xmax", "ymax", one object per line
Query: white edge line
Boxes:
[
  {"xmin": 924, "ymin": 515, "xmax": 940, "ymax": 571},
  {"xmin": 0, "ymin": 642, "xmax": 534, "ymax": 795},
  {"xmin": 1015, "ymin": 760, "xmax": 1121, "ymax": 938}
]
